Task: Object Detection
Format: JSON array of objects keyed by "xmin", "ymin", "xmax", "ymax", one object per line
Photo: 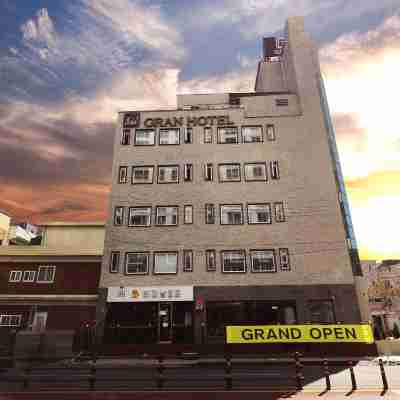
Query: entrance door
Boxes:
[
  {"xmin": 32, "ymin": 312, "xmax": 48, "ymax": 333},
  {"xmin": 158, "ymin": 302, "xmax": 173, "ymax": 342}
]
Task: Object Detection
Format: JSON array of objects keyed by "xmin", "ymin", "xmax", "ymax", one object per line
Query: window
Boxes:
[
  {"xmin": 128, "ymin": 207, "xmax": 151, "ymax": 227},
  {"xmin": 184, "ymin": 205, "xmax": 193, "ymax": 224},
  {"xmin": 276, "ymin": 98, "xmax": 289, "ymax": 106},
  {"xmin": 247, "ymin": 204, "xmax": 272, "ymax": 224},
  {"xmin": 118, "ymin": 166, "xmax": 128, "ymax": 184},
  {"xmin": 154, "ymin": 252, "xmax": 178, "ymax": 274},
  {"xmin": 184, "ymin": 128, "xmax": 193, "ymax": 144},
  {"xmin": 206, "ymin": 250, "xmax": 216, "ymax": 271},
  {"xmin": 279, "ymin": 248, "xmax": 290, "ymax": 271},
  {"xmin": 37, "ymin": 266, "xmax": 56, "ymax": 283},
  {"xmin": 158, "ymin": 165, "xmax": 179, "ymax": 183},
  {"xmin": 159, "ymin": 128, "xmax": 180, "ymax": 145},
  {"xmin": 125, "ymin": 252, "xmax": 149, "ymax": 274},
  {"xmin": 308, "ymin": 300, "xmax": 336, "ymax": 323},
  {"xmin": 250, "ymin": 250, "xmax": 276, "ymax": 273},
  {"xmin": 266, "ymin": 124, "xmax": 275, "ymax": 141},
  {"xmin": 221, "ymin": 250, "xmax": 246, "ymax": 273},
  {"xmin": 204, "ymin": 163, "xmax": 213, "ymax": 181},
  {"xmin": 114, "ymin": 206, "xmax": 124, "ymax": 225},
  {"xmin": 274, "ymin": 202, "xmax": 285, "ymax": 222},
  {"xmin": 9, "ymin": 271, "xmax": 22, "ymax": 282},
  {"xmin": 22, "ymin": 271, "xmax": 36, "ymax": 282},
  {"xmin": 244, "ymin": 163, "xmax": 267, "ymax": 181},
  {"xmin": 183, "ymin": 250, "xmax": 193, "ymax": 272},
  {"xmin": 135, "ymin": 129, "xmax": 155, "ymax": 145},
  {"xmin": 270, "ymin": 161, "xmax": 280, "ymax": 179},
  {"xmin": 121, "ymin": 129, "xmax": 130, "ymax": 145},
  {"xmin": 110, "ymin": 252, "xmax": 120, "ymax": 273},
  {"xmin": 131, "ymin": 166, "xmax": 153, "ymax": 184},
  {"xmin": 184, "ymin": 164, "xmax": 193, "ymax": 182},
  {"xmin": 205, "ymin": 204, "xmax": 215, "ymax": 224},
  {"xmin": 0, "ymin": 315, "xmax": 21, "ymax": 327},
  {"xmin": 242, "ymin": 126, "xmax": 263, "ymax": 143},
  {"xmin": 204, "ymin": 127, "xmax": 213, "ymax": 143},
  {"xmin": 156, "ymin": 206, "xmax": 178, "ymax": 226},
  {"xmin": 219, "ymin": 164, "xmax": 241, "ymax": 182},
  {"xmin": 220, "ymin": 205, "xmax": 243, "ymax": 225},
  {"xmin": 218, "ymin": 127, "xmax": 239, "ymax": 143}
]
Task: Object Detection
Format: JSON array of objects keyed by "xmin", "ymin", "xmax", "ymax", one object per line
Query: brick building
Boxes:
[{"xmin": 97, "ymin": 17, "xmax": 365, "ymax": 345}]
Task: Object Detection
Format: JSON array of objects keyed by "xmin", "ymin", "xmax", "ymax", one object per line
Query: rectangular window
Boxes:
[
  {"xmin": 159, "ymin": 128, "xmax": 180, "ymax": 145},
  {"xmin": 266, "ymin": 124, "xmax": 275, "ymax": 141},
  {"xmin": 206, "ymin": 250, "xmax": 216, "ymax": 271},
  {"xmin": 250, "ymin": 250, "xmax": 276, "ymax": 273},
  {"xmin": 242, "ymin": 126, "xmax": 263, "ymax": 143},
  {"xmin": 276, "ymin": 98, "xmax": 289, "ymax": 106},
  {"xmin": 135, "ymin": 129, "xmax": 155, "ymax": 145},
  {"xmin": 156, "ymin": 206, "xmax": 178, "ymax": 226},
  {"xmin": 158, "ymin": 165, "xmax": 179, "ymax": 183},
  {"xmin": 205, "ymin": 204, "xmax": 215, "ymax": 224},
  {"xmin": 22, "ymin": 271, "xmax": 36, "ymax": 282},
  {"xmin": 274, "ymin": 202, "xmax": 285, "ymax": 222},
  {"xmin": 220, "ymin": 204, "xmax": 243, "ymax": 225},
  {"xmin": 110, "ymin": 252, "xmax": 120, "ymax": 273},
  {"xmin": 118, "ymin": 166, "xmax": 128, "ymax": 184},
  {"xmin": 0, "ymin": 315, "xmax": 22, "ymax": 327},
  {"xmin": 219, "ymin": 164, "xmax": 241, "ymax": 182},
  {"xmin": 125, "ymin": 252, "xmax": 149, "ymax": 274},
  {"xmin": 37, "ymin": 266, "xmax": 56, "ymax": 283},
  {"xmin": 121, "ymin": 129, "xmax": 130, "ymax": 145},
  {"xmin": 184, "ymin": 164, "xmax": 193, "ymax": 182},
  {"xmin": 247, "ymin": 204, "xmax": 272, "ymax": 224},
  {"xmin": 204, "ymin": 163, "xmax": 213, "ymax": 181},
  {"xmin": 128, "ymin": 207, "xmax": 151, "ymax": 227},
  {"xmin": 279, "ymin": 248, "xmax": 290, "ymax": 271},
  {"xmin": 131, "ymin": 166, "xmax": 153, "ymax": 184},
  {"xmin": 184, "ymin": 128, "xmax": 193, "ymax": 144},
  {"xmin": 184, "ymin": 205, "xmax": 193, "ymax": 224},
  {"xmin": 308, "ymin": 300, "xmax": 336, "ymax": 323},
  {"xmin": 204, "ymin": 127, "xmax": 213, "ymax": 143},
  {"xmin": 9, "ymin": 271, "xmax": 22, "ymax": 282},
  {"xmin": 154, "ymin": 252, "xmax": 178, "ymax": 274},
  {"xmin": 114, "ymin": 206, "xmax": 124, "ymax": 225},
  {"xmin": 270, "ymin": 161, "xmax": 280, "ymax": 179},
  {"xmin": 218, "ymin": 127, "xmax": 239, "ymax": 143},
  {"xmin": 183, "ymin": 250, "xmax": 193, "ymax": 272},
  {"xmin": 244, "ymin": 163, "xmax": 267, "ymax": 181},
  {"xmin": 221, "ymin": 250, "xmax": 246, "ymax": 273}
]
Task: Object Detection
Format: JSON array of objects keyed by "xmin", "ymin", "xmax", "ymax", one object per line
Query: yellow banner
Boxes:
[{"xmin": 226, "ymin": 324, "xmax": 374, "ymax": 344}]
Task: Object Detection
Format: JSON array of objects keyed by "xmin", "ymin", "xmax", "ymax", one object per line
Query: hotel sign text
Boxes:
[{"xmin": 144, "ymin": 115, "xmax": 234, "ymax": 128}]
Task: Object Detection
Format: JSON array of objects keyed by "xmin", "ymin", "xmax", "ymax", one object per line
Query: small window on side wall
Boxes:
[
  {"xmin": 204, "ymin": 127, "xmax": 213, "ymax": 143},
  {"xmin": 221, "ymin": 250, "xmax": 246, "ymax": 273},
  {"xmin": 219, "ymin": 164, "xmax": 240, "ymax": 182},
  {"xmin": 184, "ymin": 164, "xmax": 193, "ymax": 182},
  {"xmin": 183, "ymin": 250, "xmax": 193, "ymax": 272},
  {"xmin": 218, "ymin": 127, "xmax": 239, "ymax": 144},
  {"xmin": 110, "ymin": 251, "xmax": 120, "ymax": 273},
  {"xmin": 266, "ymin": 125, "xmax": 275, "ymax": 141},
  {"xmin": 114, "ymin": 206, "xmax": 124, "ymax": 225},
  {"xmin": 206, "ymin": 250, "xmax": 216, "ymax": 271},
  {"xmin": 205, "ymin": 204, "xmax": 215, "ymax": 224},
  {"xmin": 250, "ymin": 250, "xmax": 276, "ymax": 273},
  {"xmin": 204, "ymin": 163, "xmax": 213, "ymax": 181},
  {"xmin": 184, "ymin": 205, "xmax": 193, "ymax": 224},
  {"xmin": 270, "ymin": 161, "xmax": 280, "ymax": 179},
  {"xmin": 132, "ymin": 166, "xmax": 154, "ymax": 184},
  {"xmin": 274, "ymin": 202, "xmax": 285, "ymax": 222},
  {"xmin": 118, "ymin": 166, "xmax": 128, "ymax": 184},
  {"xmin": 279, "ymin": 248, "xmax": 290, "ymax": 271},
  {"xmin": 242, "ymin": 126, "xmax": 263, "ymax": 143},
  {"xmin": 158, "ymin": 166, "xmax": 179, "ymax": 183},
  {"xmin": 184, "ymin": 128, "xmax": 193, "ymax": 144},
  {"xmin": 121, "ymin": 129, "xmax": 130, "ymax": 145}
]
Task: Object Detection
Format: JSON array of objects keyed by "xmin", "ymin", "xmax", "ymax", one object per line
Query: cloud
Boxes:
[{"xmin": 21, "ymin": 8, "xmax": 56, "ymax": 46}]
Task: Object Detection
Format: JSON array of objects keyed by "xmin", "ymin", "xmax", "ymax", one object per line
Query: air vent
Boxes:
[{"xmin": 276, "ymin": 98, "xmax": 289, "ymax": 106}]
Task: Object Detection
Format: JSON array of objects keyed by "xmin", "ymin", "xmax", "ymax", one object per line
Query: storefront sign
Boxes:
[
  {"xmin": 107, "ymin": 286, "xmax": 194, "ymax": 302},
  {"xmin": 226, "ymin": 324, "xmax": 374, "ymax": 344},
  {"xmin": 143, "ymin": 115, "xmax": 234, "ymax": 128}
]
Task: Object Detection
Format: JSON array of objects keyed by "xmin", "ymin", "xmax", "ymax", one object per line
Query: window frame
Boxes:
[
  {"xmin": 158, "ymin": 128, "xmax": 180, "ymax": 145},
  {"xmin": 204, "ymin": 163, "xmax": 213, "ymax": 181},
  {"xmin": 118, "ymin": 166, "xmax": 128, "ymax": 184},
  {"xmin": 204, "ymin": 127, "xmax": 213, "ymax": 143},
  {"xmin": 184, "ymin": 164, "xmax": 193, "ymax": 182},
  {"xmin": 9, "ymin": 271, "xmax": 22, "ymax": 283},
  {"xmin": 131, "ymin": 166, "xmax": 154, "ymax": 185},
  {"xmin": 121, "ymin": 129, "xmax": 130, "ymax": 145},
  {"xmin": 155, "ymin": 205, "xmax": 179, "ymax": 226},
  {"xmin": 153, "ymin": 251, "xmax": 178, "ymax": 275},
  {"xmin": 218, "ymin": 163, "xmax": 241, "ymax": 183},
  {"xmin": 184, "ymin": 128, "xmax": 193, "ymax": 144},
  {"xmin": 157, "ymin": 165, "xmax": 180, "ymax": 184},
  {"xmin": 109, "ymin": 251, "xmax": 120, "ymax": 273},
  {"xmin": 183, "ymin": 250, "xmax": 193, "ymax": 272},
  {"xmin": 270, "ymin": 160, "xmax": 280, "ymax": 180},
  {"xmin": 274, "ymin": 202, "xmax": 285, "ymax": 222},
  {"xmin": 241, "ymin": 126, "xmax": 263, "ymax": 143},
  {"xmin": 205, "ymin": 203, "xmax": 215, "ymax": 224},
  {"xmin": 128, "ymin": 206, "xmax": 152, "ymax": 227},
  {"xmin": 22, "ymin": 270, "xmax": 36, "ymax": 282},
  {"xmin": 220, "ymin": 204, "xmax": 244, "ymax": 225},
  {"xmin": 279, "ymin": 248, "xmax": 291, "ymax": 271},
  {"xmin": 114, "ymin": 206, "xmax": 125, "ymax": 226},
  {"xmin": 250, "ymin": 249, "xmax": 276, "ymax": 273},
  {"xmin": 217, "ymin": 126, "xmax": 239, "ymax": 144},
  {"xmin": 125, "ymin": 252, "xmax": 150, "ymax": 275},
  {"xmin": 184, "ymin": 205, "xmax": 193, "ymax": 225},
  {"xmin": 0, "ymin": 314, "xmax": 22, "ymax": 327},
  {"xmin": 221, "ymin": 250, "xmax": 247, "ymax": 273},
  {"xmin": 37, "ymin": 265, "xmax": 56, "ymax": 283},
  {"xmin": 134, "ymin": 128, "xmax": 156, "ymax": 146},
  {"xmin": 266, "ymin": 124, "xmax": 276, "ymax": 141},
  {"xmin": 247, "ymin": 203, "xmax": 272, "ymax": 225},
  {"xmin": 244, "ymin": 162, "xmax": 268, "ymax": 182},
  {"xmin": 206, "ymin": 249, "xmax": 217, "ymax": 272}
]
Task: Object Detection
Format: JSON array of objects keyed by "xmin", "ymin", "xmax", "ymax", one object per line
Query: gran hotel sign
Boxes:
[{"xmin": 123, "ymin": 112, "xmax": 234, "ymax": 129}]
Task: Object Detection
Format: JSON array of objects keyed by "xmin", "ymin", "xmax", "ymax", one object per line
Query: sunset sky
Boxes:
[{"xmin": 0, "ymin": 1, "xmax": 399, "ymax": 260}]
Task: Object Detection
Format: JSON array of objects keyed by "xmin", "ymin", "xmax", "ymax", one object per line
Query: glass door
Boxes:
[{"xmin": 158, "ymin": 302, "xmax": 173, "ymax": 342}]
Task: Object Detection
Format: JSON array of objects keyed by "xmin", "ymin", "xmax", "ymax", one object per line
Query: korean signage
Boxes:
[
  {"xmin": 226, "ymin": 324, "xmax": 374, "ymax": 344},
  {"xmin": 107, "ymin": 286, "xmax": 194, "ymax": 302}
]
